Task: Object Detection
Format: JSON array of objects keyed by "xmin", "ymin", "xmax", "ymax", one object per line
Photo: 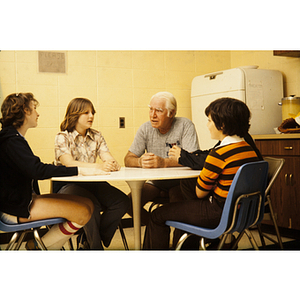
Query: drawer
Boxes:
[{"xmin": 255, "ymin": 139, "xmax": 300, "ymax": 156}]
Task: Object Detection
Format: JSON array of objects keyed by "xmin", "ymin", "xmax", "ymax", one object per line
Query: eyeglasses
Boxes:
[{"xmin": 148, "ymin": 105, "xmax": 165, "ymax": 114}]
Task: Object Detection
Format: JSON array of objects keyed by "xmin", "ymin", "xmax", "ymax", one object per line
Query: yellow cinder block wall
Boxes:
[{"xmin": 0, "ymin": 50, "xmax": 299, "ymax": 194}]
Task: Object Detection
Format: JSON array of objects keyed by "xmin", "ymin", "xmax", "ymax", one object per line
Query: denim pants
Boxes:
[{"xmin": 57, "ymin": 182, "xmax": 130, "ymax": 249}]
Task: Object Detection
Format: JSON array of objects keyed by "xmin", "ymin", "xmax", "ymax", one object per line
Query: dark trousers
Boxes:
[
  {"xmin": 127, "ymin": 179, "xmax": 181, "ymax": 226},
  {"xmin": 143, "ymin": 178, "xmax": 223, "ymax": 250},
  {"xmin": 58, "ymin": 182, "xmax": 130, "ymax": 249}
]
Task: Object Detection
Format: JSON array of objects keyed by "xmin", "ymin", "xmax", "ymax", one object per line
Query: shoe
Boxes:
[{"xmin": 25, "ymin": 239, "xmax": 41, "ymax": 250}]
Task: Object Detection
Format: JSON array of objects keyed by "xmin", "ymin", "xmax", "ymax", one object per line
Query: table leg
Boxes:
[{"xmin": 126, "ymin": 180, "xmax": 146, "ymax": 250}]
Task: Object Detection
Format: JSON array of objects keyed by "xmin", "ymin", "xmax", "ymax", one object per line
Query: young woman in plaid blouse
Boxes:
[{"xmin": 54, "ymin": 98, "xmax": 129, "ymax": 249}]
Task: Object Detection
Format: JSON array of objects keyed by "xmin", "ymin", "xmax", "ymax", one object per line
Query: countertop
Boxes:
[{"xmin": 253, "ymin": 133, "xmax": 300, "ymax": 140}]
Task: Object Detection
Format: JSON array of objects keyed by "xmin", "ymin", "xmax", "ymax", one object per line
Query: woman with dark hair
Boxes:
[
  {"xmin": 54, "ymin": 98, "xmax": 130, "ymax": 249},
  {"xmin": 143, "ymin": 97, "xmax": 261, "ymax": 250},
  {"xmin": 0, "ymin": 93, "xmax": 98, "ymax": 250}
]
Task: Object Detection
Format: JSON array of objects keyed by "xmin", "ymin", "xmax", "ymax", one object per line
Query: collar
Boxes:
[
  {"xmin": 71, "ymin": 129, "xmax": 95, "ymax": 141},
  {"xmin": 217, "ymin": 135, "xmax": 244, "ymax": 148},
  {"xmin": 157, "ymin": 117, "xmax": 176, "ymax": 135},
  {"xmin": 17, "ymin": 130, "xmax": 26, "ymax": 140}
]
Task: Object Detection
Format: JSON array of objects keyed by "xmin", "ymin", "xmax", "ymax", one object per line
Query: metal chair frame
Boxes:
[
  {"xmin": 0, "ymin": 217, "xmax": 67, "ymax": 250},
  {"xmin": 257, "ymin": 156, "xmax": 285, "ymax": 249},
  {"xmin": 1, "ymin": 217, "xmax": 129, "ymax": 250},
  {"xmin": 118, "ymin": 223, "xmax": 129, "ymax": 250},
  {"xmin": 166, "ymin": 161, "xmax": 269, "ymax": 250},
  {"xmin": 173, "ymin": 191, "xmax": 263, "ymax": 250},
  {"xmin": 234, "ymin": 157, "xmax": 285, "ymax": 249}
]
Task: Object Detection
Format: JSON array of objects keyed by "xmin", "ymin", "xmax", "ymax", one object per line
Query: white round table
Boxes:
[{"xmin": 52, "ymin": 167, "xmax": 200, "ymax": 250}]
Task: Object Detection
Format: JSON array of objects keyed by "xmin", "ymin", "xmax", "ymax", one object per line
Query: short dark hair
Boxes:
[
  {"xmin": 205, "ymin": 97, "xmax": 251, "ymax": 137},
  {"xmin": 0, "ymin": 93, "xmax": 39, "ymax": 129}
]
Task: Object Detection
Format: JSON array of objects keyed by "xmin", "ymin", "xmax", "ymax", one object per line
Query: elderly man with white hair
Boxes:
[{"xmin": 124, "ymin": 91, "xmax": 199, "ymax": 226}]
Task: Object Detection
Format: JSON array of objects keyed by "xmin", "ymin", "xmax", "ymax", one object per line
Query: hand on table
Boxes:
[
  {"xmin": 139, "ymin": 153, "xmax": 165, "ymax": 168},
  {"xmin": 79, "ymin": 167, "xmax": 109, "ymax": 176},
  {"xmin": 168, "ymin": 146, "xmax": 182, "ymax": 163},
  {"xmin": 102, "ymin": 160, "xmax": 121, "ymax": 172}
]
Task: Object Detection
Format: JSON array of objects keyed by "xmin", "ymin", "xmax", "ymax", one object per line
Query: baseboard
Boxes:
[{"xmin": 260, "ymin": 224, "xmax": 300, "ymax": 240}]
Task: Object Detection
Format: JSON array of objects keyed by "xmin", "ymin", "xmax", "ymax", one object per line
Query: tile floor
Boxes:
[
  {"xmin": 106, "ymin": 225, "xmax": 293, "ymax": 250},
  {"xmin": 0, "ymin": 222, "xmax": 293, "ymax": 250}
]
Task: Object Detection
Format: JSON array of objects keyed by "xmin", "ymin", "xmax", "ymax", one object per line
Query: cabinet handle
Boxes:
[
  {"xmin": 290, "ymin": 174, "xmax": 293, "ymax": 186},
  {"xmin": 284, "ymin": 146, "xmax": 293, "ymax": 150},
  {"xmin": 285, "ymin": 174, "xmax": 289, "ymax": 186},
  {"xmin": 285, "ymin": 174, "xmax": 294, "ymax": 186}
]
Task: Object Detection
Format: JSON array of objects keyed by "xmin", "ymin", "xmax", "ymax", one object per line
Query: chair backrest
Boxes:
[
  {"xmin": 216, "ymin": 160, "xmax": 269, "ymax": 235},
  {"xmin": 263, "ymin": 156, "xmax": 285, "ymax": 196}
]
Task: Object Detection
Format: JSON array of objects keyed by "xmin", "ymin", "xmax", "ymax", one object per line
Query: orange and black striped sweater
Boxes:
[{"xmin": 196, "ymin": 140, "xmax": 259, "ymax": 205}]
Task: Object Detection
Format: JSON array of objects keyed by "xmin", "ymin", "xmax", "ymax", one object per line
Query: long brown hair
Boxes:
[
  {"xmin": 60, "ymin": 98, "xmax": 96, "ymax": 132},
  {"xmin": 0, "ymin": 93, "xmax": 39, "ymax": 129}
]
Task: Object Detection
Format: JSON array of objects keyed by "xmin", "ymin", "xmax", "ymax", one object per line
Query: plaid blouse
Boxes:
[{"xmin": 54, "ymin": 129, "xmax": 109, "ymax": 165}]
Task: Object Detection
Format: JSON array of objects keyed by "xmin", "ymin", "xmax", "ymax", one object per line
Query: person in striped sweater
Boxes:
[{"xmin": 143, "ymin": 97, "xmax": 260, "ymax": 250}]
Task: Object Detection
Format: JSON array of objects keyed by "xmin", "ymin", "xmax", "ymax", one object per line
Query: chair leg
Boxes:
[
  {"xmin": 258, "ymin": 198, "xmax": 284, "ymax": 249},
  {"xmin": 5, "ymin": 232, "xmax": 20, "ymax": 250},
  {"xmin": 217, "ymin": 234, "xmax": 227, "ymax": 250},
  {"xmin": 200, "ymin": 237, "xmax": 206, "ymax": 250},
  {"xmin": 232, "ymin": 231, "xmax": 246, "ymax": 249},
  {"xmin": 14, "ymin": 231, "xmax": 27, "ymax": 250},
  {"xmin": 68, "ymin": 238, "xmax": 74, "ymax": 250},
  {"xmin": 118, "ymin": 223, "xmax": 129, "ymax": 250},
  {"xmin": 244, "ymin": 229, "xmax": 259, "ymax": 250},
  {"xmin": 33, "ymin": 229, "xmax": 47, "ymax": 250},
  {"xmin": 268, "ymin": 199, "xmax": 284, "ymax": 249},
  {"xmin": 257, "ymin": 224, "xmax": 267, "ymax": 249},
  {"xmin": 175, "ymin": 233, "xmax": 192, "ymax": 250}
]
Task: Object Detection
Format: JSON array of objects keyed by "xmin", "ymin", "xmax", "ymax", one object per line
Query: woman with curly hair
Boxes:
[{"xmin": 0, "ymin": 93, "xmax": 102, "ymax": 250}]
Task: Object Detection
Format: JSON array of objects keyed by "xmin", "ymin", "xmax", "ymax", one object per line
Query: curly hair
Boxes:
[
  {"xmin": 205, "ymin": 97, "xmax": 251, "ymax": 138},
  {"xmin": 0, "ymin": 93, "xmax": 39, "ymax": 129},
  {"xmin": 60, "ymin": 98, "xmax": 96, "ymax": 132}
]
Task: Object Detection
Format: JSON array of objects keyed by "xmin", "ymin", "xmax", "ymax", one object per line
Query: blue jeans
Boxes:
[{"xmin": 56, "ymin": 182, "xmax": 130, "ymax": 249}]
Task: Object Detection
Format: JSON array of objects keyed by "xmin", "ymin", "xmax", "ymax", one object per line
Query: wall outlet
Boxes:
[{"xmin": 119, "ymin": 117, "xmax": 125, "ymax": 128}]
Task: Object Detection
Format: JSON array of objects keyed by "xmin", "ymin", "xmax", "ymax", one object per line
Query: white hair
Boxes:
[{"xmin": 150, "ymin": 91, "xmax": 177, "ymax": 117}]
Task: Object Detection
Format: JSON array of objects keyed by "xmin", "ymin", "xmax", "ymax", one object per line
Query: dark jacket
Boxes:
[
  {"xmin": 0, "ymin": 126, "xmax": 78, "ymax": 218},
  {"xmin": 179, "ymin": 133, "xmax": 263, "ymax": 170}
]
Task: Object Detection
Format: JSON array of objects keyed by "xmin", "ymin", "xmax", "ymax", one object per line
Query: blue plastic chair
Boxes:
[
  {"xmin": 166, "ymin": 161, "xmax": 269, "ymax": 250},
  {"xmin": 0, "ymin": 217, "xmax": 66, "ymax": 250}
]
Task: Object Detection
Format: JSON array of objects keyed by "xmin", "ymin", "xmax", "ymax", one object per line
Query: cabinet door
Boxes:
[
  {"xmin": 256, "ymin": 139, "xmax": 300, "ymax": 156},
  {"xmin": 269, "ymin": 157, "xmax": 300, "ymax": 230}
]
